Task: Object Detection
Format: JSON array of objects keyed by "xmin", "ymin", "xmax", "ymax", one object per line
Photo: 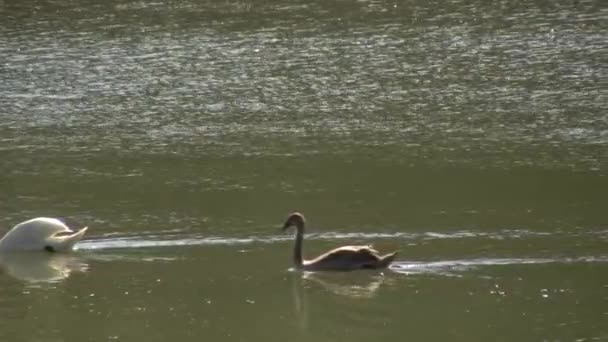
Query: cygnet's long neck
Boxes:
[{"xmin": 293, "ymin": 222, "xmax": 304, "ymax": 268}]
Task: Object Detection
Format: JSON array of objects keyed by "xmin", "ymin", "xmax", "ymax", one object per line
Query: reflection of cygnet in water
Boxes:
[
  {"xmin": 300, "ymin": 272, "xmax": 391, "ymax": 298},
  {"xmin": 0, "ymin": 252, "xmax": 89, "ymax": 283},
  {"xmin": 290, "ymin": 271, "xmax": 394, "ymax": 339}
]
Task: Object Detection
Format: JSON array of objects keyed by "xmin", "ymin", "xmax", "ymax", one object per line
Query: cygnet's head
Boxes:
[{"xmin": 282, "ymin": 212, "xmax": 306, "ymax": 231}]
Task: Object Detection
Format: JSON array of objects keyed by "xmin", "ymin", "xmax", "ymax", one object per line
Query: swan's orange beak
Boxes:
[{"xmin": 281, "ymin": 221, "xmax": 292, "ymax": 231}]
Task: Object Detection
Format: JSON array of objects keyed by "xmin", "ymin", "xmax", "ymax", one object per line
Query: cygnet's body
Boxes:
[
  {"xmin": 0, "ymin": 217, "xmax": 87, "ymax": 252},
  {"xmin": 282, "ymin": 213, "xmax": 398, "ymax": 271}
]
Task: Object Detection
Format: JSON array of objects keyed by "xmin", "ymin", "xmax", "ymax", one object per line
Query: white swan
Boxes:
[{"xmin": 0, "ymin": 217, "xmax": 88, "ymax": 252}]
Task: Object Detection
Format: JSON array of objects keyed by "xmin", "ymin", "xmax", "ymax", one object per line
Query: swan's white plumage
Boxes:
[{"xmin": 0, "ymin": 217, "xmax": 87, "ymax": 252}]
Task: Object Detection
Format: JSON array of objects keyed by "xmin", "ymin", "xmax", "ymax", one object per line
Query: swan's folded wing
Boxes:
[{"xmin": 46, "ymin": 227, "xmax": 88, "ymax": 252}]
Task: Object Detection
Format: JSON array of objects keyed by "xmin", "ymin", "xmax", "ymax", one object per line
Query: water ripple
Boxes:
[
  {"xmin": 389, "ymin": 256, "xmax": 608, "ymax": 276},
  {"xmin": 76, "ymin": 227, "xmax": 608, "ymax": 250},
  {"xmin": 0, "ymin": 0, "xmax": 605, "ymax": 171}
]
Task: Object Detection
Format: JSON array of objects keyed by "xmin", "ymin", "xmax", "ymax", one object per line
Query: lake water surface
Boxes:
[{"xmin": 0, "ymin": 0, "xmax": 606, "ymax": 341}]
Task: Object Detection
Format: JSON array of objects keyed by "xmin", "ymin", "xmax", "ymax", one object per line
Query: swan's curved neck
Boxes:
[{"xmin": 293, "ymin": 223, "xmax": 304, "ymax": 268}]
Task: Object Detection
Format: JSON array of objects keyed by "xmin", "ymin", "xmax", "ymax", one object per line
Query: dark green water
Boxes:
[{"xmin": 0, "ymin": 0, "xmax": 606, "ymax": 341}]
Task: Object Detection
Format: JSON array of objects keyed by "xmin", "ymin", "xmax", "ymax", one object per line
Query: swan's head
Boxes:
[
  {"xmin": 0, "ymin": 217, "xmax": 88, "ymax": 253},
  {"xmin": 282, "ymin": 212, "xmax": 306, "ymax": 231}
]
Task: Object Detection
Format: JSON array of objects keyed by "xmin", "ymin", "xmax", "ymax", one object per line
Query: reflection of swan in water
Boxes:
[
  {"xmin": 0, "ymin": 217, "xmax": 88, "ymax": 252},
  {"xmin": 0, "ymin": 252, "xmax": 88, "ymax": 283},
  {"xmin": 282, "ymin": 213, "xmax": 398, "ymax": 271}
]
